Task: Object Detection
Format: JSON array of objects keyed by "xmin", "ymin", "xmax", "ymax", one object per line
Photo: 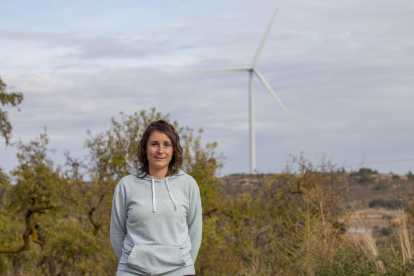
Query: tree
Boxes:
[
  {"xmin": 351, "ymin": 167, "xmax": 377, "ymax": 185},
  {"xmin": 0, "ymin": 134, "xmax": 57, "ymax": 253},
  {"xmin": 0, "ymin": 108, "xmax": 227, "ymax": 275},
  {"xmin": 81, "ymin": 108, "xmax": 226, "ymax": 275},
  {"xmin": 406, "ymin": 171, "xmax": 414, "ymax": 181},
  {"xmin": 0, "ymin": 77, "xmax": 24, "ymax": 145},
  {"xmin": 0, "ymin": 133, "xmax": 69, "ymax": 275},
  {"xmin": 0, "ymin": 132, "xmax": 110, "ymax": 275}
]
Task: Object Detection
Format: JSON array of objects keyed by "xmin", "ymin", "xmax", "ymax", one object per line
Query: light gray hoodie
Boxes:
[{"xmin": 110, "ymin": 170, "xmax": 202, "ymax": 276}]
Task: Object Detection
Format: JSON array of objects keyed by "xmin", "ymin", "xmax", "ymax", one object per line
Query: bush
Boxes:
[
  {"xmin": 375, "ymin": 180, "xmax": 386, "ymax": 190},
  {"xmin": 379, "ymin": 227, "xmax": 393, "ymax": 236},
  {"xmin": 314, "ymin": 251, "xmax": 377, "ymax": 276},
  {"xmin": 358, "ymin": 168, "xmax": 378, "ymax": 175},
  {"xmin": 392, "ymin": 174, "xmax": 400, "ymax": 180},
  {"xmin": 368, "ymin": 199, "xmax": 407, "ymax": 209},
  {"xmin": 406, "ymin": 171, "xmax": 414, "ymax": 181},
  {"xmin": 315, "ymin": 245, "xmax": 414, "ymax": 276},
  {"xmin": 351, "ymin": 168, "xmax": 377, "ymax": 185}
]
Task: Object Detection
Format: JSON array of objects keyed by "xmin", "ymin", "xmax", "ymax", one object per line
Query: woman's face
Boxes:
[{"xmin": 146, "ymin": 130, "xmax": 173, "ymax": 175}]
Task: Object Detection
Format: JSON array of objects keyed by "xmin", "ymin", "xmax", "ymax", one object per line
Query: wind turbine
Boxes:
[{"xmin": 194, "ymin": 9, "xmax": 293, "ymax": 175}]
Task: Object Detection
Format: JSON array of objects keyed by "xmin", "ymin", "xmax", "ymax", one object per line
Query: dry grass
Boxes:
[
  {"xmin": 226, "ymin": 170, "xmax": 414, "ymax": 275},
  {"xmin": 343, "ymin": 207, "xmax": 414, "ymax": 274},
  {"xmin": 395, "ymin": 209, "xmax": 413, "ymax": 265},
  {"xmin": 347, "ymin": 210, "xmax": 387, "ymax": 273}
]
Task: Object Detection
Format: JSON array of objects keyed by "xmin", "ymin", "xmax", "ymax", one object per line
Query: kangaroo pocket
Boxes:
[{"xmin": 126, "ymin": 244, "xmax": 186, "ymax": 275}]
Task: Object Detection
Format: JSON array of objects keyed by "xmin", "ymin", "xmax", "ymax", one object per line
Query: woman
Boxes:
[{"xmin": 110, "ymin": 120, "xmax": 202, "ymax": 276}]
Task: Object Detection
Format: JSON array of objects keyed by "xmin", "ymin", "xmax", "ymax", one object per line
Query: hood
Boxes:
[
  {"xmin": 131, "ymin": 169, "xmax": 187, "ymax": 213},
  {"xmin": 132, "ymin": 169, "xmax": 186, "ymax": 181}
]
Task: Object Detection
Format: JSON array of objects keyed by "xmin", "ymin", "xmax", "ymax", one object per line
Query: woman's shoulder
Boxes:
[
  {"xmin": 115, "ymin": 172, "xmax": 148, "ymax": 190},
  {"xmin": 172, "ymin": 170, "xmax": 198, "ymax": 188}
]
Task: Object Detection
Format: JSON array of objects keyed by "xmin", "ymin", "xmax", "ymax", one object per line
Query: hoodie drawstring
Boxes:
[
  {"xmin": 151, "ymin": 178, "xmax": 156, "ymax": 213},
  {"xmin": 165, "ymin": 179, "xmax": 178, "ymax": 211},
  {"xmin": 150, "ymin": 177, "xmax": 177, "ymax": 212}
]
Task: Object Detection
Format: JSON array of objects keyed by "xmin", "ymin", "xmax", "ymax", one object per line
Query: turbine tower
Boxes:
[{"xmin": 194, "ymin": 9, "xmax": 293, "ymax": 175}]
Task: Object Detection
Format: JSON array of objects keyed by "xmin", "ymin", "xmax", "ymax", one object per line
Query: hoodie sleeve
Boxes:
[
  {"xmin": 110, "ymin": 184, "xmax": 127, "ymax": 260},
  {"xmin": 187, "ymin": 180, "xmax": 203, "ymax": 263}
]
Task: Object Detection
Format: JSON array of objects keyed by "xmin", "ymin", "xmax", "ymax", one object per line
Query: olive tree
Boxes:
[{"xmin": 0, "ymin": 77, "xmax": 23, "ymax": 145}]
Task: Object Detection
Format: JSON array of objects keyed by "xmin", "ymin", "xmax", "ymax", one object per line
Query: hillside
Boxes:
[
  {"xmin": 222, "ymin": 172, "xmax": 414, "ymax": 207},
  {"xmin": 222, "ymin": 172, "xmax": 414, "ymax": 234}
]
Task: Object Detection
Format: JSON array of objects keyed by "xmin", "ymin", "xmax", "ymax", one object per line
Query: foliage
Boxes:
[
  {"xmin": 369, "ymin": 199, "xmax": 407, "ymax": 209},
  {"xmin": 375, "ymin": 180, "xmax": 386, "ymax": 190},
  {"xmin": 351, "ymin": 167, "xmax": 378, "ymax": 185},
  {"xmin": 234, "ymin": 155, "xmax": 348, "ymax": 275},
  {"xmin": 406, "ymin": 171, "xmax": 414, "ymax": 181},
  {"xmin": 81, "ymin": 108, "xmax": 227, "ymax": 275},
  {"xmin": 358, "ymin": 168, "xmax": 379, "ymax": 175},
  {"xmin": 314, "ymin": 250, "xmax": 378, "ymax": 275},
  {"xmin": 315, "ymin": 250, "xmax": 414, "ymax": 276},
  {"xmin": 0, "ymin": 133, "xmax": 73, "ymax": 274},
  {"xmin": 196, "ymin": 155, "xmax": 350, "ymax": 275},
  {"xmin": 0, "ymin": 108, "xmax": 227, "ymax": 275},
  {"xmin": 0, "ymin": 77, "xmax": 24, "ymax": 145},
  {"xmin": 2, "ymin": 108, "xmax": 414, "ymax": 275}
]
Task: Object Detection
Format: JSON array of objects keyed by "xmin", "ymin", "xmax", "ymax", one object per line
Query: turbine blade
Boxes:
[
  {"xmin": 192, "ymin": 67, "xmax": 252, "ymax": 73},
  {"xmin": 252, "ymin": 9, "xmax": 278, "ymax": 68},
  {"xmin": 254, "ymin": 69, "xmax": 293, "ymax": 121}
]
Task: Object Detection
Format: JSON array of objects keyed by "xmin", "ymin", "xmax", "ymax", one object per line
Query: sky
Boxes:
[{"xmin": 1, "ymin": 0, "xmax": 413, "ymax": 176}]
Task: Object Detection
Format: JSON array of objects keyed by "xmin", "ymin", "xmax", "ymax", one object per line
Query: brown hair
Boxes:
[{"xmin": 135, "ymin": 120, "xmax": 183, "ymax": 178}]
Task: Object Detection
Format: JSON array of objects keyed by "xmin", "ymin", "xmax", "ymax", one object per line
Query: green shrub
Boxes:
[
  {"xmin": 379, "ymin": 227, "xmax": 393, "ymax": 236},
  {"xmin": 314, "ymin": 251, "xmax": 377, "ymax": 276},
  {"xmin": 358, "ymin": 168, "xmax": 378, "ymax": 175},
  {"xmin": 406, "ymin": 171, "xmax": 414, "ymax": 181},
  {"xmin": 369, "ymin": 199, "xmax": 406, "ymax": 209},
  {"xmin": 392, "ymin": 174, "xmax": 400, "ymax": 180},
  {"xmin": 315, "ymin": 250, "xmax": 414, "ymax": 276},
  {"xmin": 351, "ymin": 167, "xmax": 378, "ymax": 185},
  {"xmin": 375, "ymin": 180, "xmax": 386, "ymax": 190}
]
